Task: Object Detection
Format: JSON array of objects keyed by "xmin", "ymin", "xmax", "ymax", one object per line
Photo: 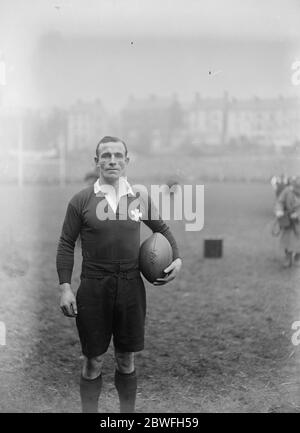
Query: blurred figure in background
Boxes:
[
  {"xmin": 84, "ymin": 169, "xmax": 98, "ymax": 186},
  {"xmin": 274, "ymin": 176, "xmax": 300, "ymax": 267},
  {"xmin": 271, "ymin": 173, "xmax": 289, "ymax": 198}
]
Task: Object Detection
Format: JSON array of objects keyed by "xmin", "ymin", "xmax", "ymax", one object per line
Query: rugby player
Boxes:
[{"xmin": 56, "ymin": 136, "xmax": 182, "ymax": 413}]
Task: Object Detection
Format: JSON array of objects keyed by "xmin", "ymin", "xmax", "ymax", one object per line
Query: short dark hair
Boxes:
[{"xmin": 96, "ymin": 136, "xmax": 128, "ymax": 159}]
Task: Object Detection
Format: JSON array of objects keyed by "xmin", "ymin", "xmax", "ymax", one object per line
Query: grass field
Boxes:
[{"xmin": 0, "ymin": 181, "xmax": 300, "ymax": 412}]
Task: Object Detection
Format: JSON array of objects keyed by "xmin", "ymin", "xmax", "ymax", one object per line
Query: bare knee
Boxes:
[
  {"xmin": 82, "ymin": 354, "xmax": 104, "ymax": 379},
  {"xmin": 114, "ymin": 351, "xmax": 135, "ymax": 374}
]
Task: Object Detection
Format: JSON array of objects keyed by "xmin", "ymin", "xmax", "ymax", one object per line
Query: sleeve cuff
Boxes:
[{"xmin": 58, "ymin": 269, "xmax": 72, "ymax": 285}]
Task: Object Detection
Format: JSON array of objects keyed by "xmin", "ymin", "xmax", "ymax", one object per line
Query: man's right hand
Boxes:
[{"xmin": 59, "ymin": 283, "xmax": 77, "ymax": 317}]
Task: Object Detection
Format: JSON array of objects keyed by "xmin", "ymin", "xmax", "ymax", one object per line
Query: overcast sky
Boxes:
[{"xmin": 0, "ymin": 0, "xmax": 300, "ymax": 111}]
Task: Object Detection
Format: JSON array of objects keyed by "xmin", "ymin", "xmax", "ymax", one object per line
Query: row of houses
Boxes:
[
  {"xmin": 0, "ymin": 94, "xmax": 300, "ymax": 154},
  {"xmin": 122, "ymin": 94, "xmax": 300, "ymax": 152}
]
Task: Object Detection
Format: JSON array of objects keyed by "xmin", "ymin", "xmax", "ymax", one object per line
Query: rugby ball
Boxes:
[{"xmin": 139, "ymin": 233, "xmax": 173, "ymax": 284}]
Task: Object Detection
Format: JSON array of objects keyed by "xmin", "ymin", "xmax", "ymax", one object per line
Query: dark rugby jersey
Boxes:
[{"xmin": 56, "ymin": 185, "xmax": 180, "ymax": 284}]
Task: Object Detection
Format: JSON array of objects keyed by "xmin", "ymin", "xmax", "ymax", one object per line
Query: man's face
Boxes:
[{"xmin": 95, "ymin": 141, "xmax": 129, "ymax": 182}]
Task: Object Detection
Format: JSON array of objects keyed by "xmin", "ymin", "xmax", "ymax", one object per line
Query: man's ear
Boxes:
[
  {"xmin": 94, "ymin": 156, "xmax": 99, "ymax": 165},
  {"xmin": 125, "ymin": 156, "xmax": 130, "ymax": 164}
]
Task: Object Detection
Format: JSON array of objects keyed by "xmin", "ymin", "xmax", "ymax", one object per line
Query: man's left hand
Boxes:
[{"xmin": 153, "ymin": 258, "xmax": 182, "ymax": 286}]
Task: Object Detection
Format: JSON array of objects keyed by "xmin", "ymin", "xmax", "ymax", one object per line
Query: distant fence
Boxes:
[
  {"xmin": 0, "ymin": 116, "xmax": 299, "ymax": 185},
  {"xmin": 129, "ymin": 154, "xmax": 300, "ymax": 184},
  {"xmin": 0, "ymin": 151, "xmax": 299, "ymax": 186},
  {"xmin": 0, "ymin": 141, "xmax": 67, "ymax": 186}
]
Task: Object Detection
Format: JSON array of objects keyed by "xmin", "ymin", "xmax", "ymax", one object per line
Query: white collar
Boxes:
[{"xmin": 94, "ymin": 176, "xmax": 136, "ymax": 198}]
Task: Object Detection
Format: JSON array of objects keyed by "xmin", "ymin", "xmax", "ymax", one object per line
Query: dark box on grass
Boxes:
[{"xmin": 204, "ymin": 238, "xmax": 223, "ymax": 258}]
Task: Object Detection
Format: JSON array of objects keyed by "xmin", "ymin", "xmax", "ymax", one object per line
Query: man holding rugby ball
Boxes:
[{"xmin": 56, "ymin": 136, "xmax": 182, "ymax": 413}]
